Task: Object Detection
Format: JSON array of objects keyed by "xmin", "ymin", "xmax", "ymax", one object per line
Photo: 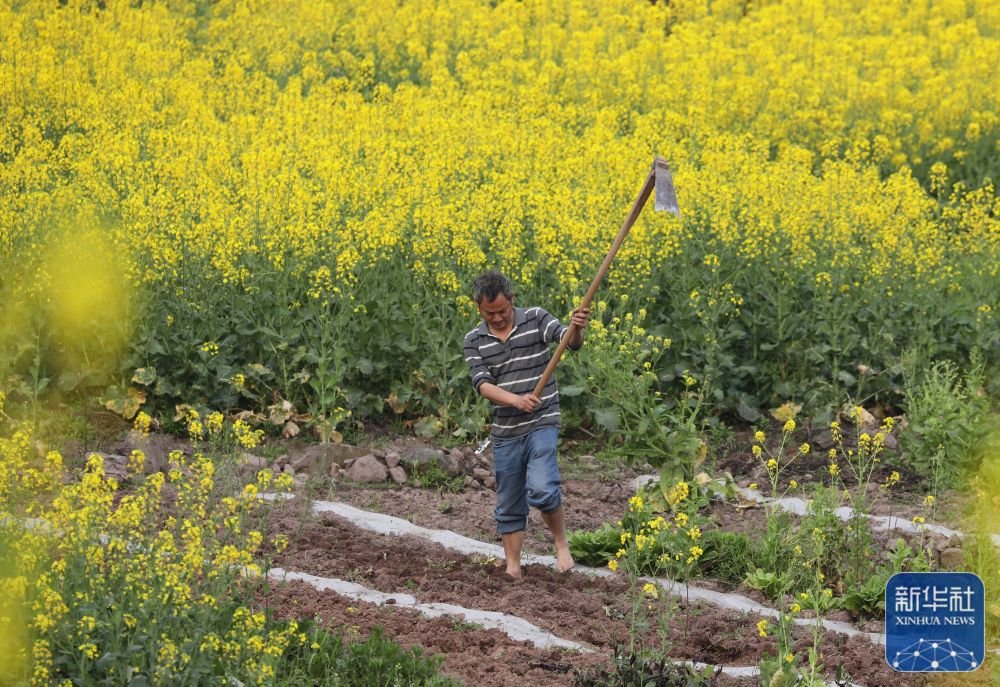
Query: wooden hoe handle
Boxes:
[{"xmin": 531, "ymin": 164, "xmax": 658, "ymax": 399}]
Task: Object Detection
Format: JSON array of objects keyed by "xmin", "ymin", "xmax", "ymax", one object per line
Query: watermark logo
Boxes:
[{"xmin": 885, "ymin": 572, "xmax": 984, "ymax": 672}]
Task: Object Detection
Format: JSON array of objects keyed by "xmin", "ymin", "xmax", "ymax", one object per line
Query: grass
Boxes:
[
  {"xmin": 276, "ymin": 622, "xmax": 460, "ymax": 687},
  {"xmin": 561, "ymin": 448, "xmax": 632, "ymax": 482}
]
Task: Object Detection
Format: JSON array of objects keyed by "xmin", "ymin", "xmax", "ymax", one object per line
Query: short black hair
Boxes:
[{"xmin": 472, "ymin": 270, "xmax": 513, "ymax": 304}]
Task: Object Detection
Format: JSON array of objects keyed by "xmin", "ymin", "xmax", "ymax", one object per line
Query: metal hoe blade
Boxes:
[{"xmin": 653, "ymin": 157, "xmax": 681, "ymax": 218}]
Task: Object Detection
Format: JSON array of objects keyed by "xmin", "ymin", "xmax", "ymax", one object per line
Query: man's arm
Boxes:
[
  {"xmin": 477, "ymin": 382, "xmax": 540, "ymax": 413},
  {"xmin": 465, "ymin": 333, "xmax": 537, "ymax": 411},
  {"xmin": 564, "ymin": 306, "xmax": 590, "ymax": 350}
]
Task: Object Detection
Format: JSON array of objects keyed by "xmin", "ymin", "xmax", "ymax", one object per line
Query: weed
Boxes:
[
  {"xmin": 901, "ymin": 348, "xmax": 991, "ymax": 489},
  {"xmin": 450, "ymin": 618, "xmax": 479, "ymax": 633},
  {"xmin": 696, "ymin": 530, "xmax": 755, "ymax": 585},
  {"xmin": 573, "ymin": 645, "xmax": 719, "ymax": 686},
  {"xmin": 275, "ymin": 622, "xmax": 459, "ymax": 686},
  {"xmin": 470, "ymin": 554, "xmax": 498, "ymax": 569},
  {"xmin": 345, "ymin": 566, "xmax": 375, "ymax": 583},
  {"xmin": 414, "ymin": 463, "xmax": 465, "ymax": 493},
  {"xmin": 426, "ymin": 558, "xmax": 457, "ymax": 572}
]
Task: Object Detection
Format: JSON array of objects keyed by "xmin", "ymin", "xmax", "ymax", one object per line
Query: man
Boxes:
[{"xmin": 463, "ymin": 270, "xmax": 589, "ymax": 578}]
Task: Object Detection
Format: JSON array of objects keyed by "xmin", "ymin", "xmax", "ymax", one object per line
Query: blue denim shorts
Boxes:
[{"xmin": 492, "ymin": 426, "xmax": 562, "ymax": 534}]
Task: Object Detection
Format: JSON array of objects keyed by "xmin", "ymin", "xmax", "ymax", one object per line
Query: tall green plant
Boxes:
[
  {"xmin": 744, "ymin": 420, "xmax": 809, "ymax": 597},
  {"xmin": 274, "ymin": 623, "xmax": 458, "ymax": 687},
  {"xmin": 825, "ymin": 409, "xmax": 901, "ymax": 593},
  {"xmin": 565, "ymin": 303, "xmax": 705, "ymax": 479},
  {"xmin": 900, "ymin": 349, "xmax": 991, "ymax": 488}
]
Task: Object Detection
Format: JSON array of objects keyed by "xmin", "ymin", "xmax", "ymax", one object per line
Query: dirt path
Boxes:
[{"xmin": 262, "ymin": 496, "xmax": 923, "ymax": 687}]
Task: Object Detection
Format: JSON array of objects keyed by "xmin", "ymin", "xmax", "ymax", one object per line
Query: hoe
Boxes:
[{"xmin": 531, "ymin": 156, "xmax": 681, "ymax": 399}]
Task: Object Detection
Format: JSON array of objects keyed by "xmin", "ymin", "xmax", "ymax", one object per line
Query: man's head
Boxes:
[
  {"xmin": 472, "ymin": 271, "xmax": 513, "ymax": 305},
  {"xmin": 473, "ymin": 270, "xmax": 515, "ymax": 333}
]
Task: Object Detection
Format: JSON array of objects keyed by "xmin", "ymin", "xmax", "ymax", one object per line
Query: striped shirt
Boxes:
[{"xmin": 463, "ymin": 306, "xmax": 576, "ymax": 439}]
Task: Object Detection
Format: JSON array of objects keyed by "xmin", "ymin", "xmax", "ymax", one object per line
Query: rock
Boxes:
[
  {"xmin": 287, "ymin": 443, "xmax": 371, "ymax": 475},
  {"xmin": 882, "ymin": 432, "xmax": 898, "ymax": 450},
  {"xmin": 483, "ymin": 475, "xmax": 496, "ymax": 490},
  {"xmin": 472, "ymin": 467, "xmax": 492, "ymax": 482},
  {"xmin": 928, "ymin": 533, "xmax": 949, "ymax": 551},
  {"xmin": 402, "ymin": 447, "xmax": 444, "ymax": 466},
  {"xmin": 448, "ymin": 448, "xmax": 467, "ymax": 471},
  {"xmin": 329, "ymin": 464, "xmax": 343, "ymax": 480},
  {"xmin": 856, "ymin": 407, "xmax": 878, "ymax": 434},
  {"xmin": 293, "ymin": 474, "xmax": 308, "ymax": 489},
  {"xmin": 96, "ymin": 453, "xmax": 129, "ymax": 480},
  {"xmin": 389, "ymin": 466, "xmax": 407, "ymax": 484},
  {"xmin": 811, "ymin": 430, "xmax": 835, "ymax": 451},
  {"xmin": 345, "ymin": 454, "xmax": 388, "ymax": 483},
  {"xmin": 117, "ymin": 430, "xmax": 177, "ymax": 474},
  {"xmin": 402, "ymin": 447, "xmax": 463, "ymax": 476},
  {"xmin": 463, "ymin": 475, "xmax": 479, "ymax": 489},
  {"xmin": 385, "ymin": 451, "xmax": 402, "ymax": 468},
  {"xmin": 441, "ymin": 451, "xmax": 463, "ymax": 476},
  {"xmin": 940, "ymin": 547, "xmax": 964, "ymax": 569},
  {"xmin": 242, "ymin": 453, "xmax": 269, "ymax": 470},
  {"xmin": 283, "ymin": 465, "xmax": 295, "ymax": 475}
]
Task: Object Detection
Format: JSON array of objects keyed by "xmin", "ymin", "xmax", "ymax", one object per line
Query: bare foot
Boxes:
[
  {"xmin": 555, "ymin": 548, "xmax": 574, "ymax": 573},
  {"xmin": 505, "ymin": 564, "xmax": 522, "ymax": 580}
]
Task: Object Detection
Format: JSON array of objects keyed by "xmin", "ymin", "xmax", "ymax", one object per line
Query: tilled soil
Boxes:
[
  {"xmin": 319, "ymin": 476, "xmax": 630, "ymax": 556},
  {"xmin": 263, "ymin": 499, "xmax": 924, "ymax": 687}
]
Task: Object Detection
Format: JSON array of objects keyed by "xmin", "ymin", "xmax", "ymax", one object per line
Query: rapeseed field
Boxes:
[{"xmin": 0, "ymin": 0, "xmax": 996, "ymax": 437}]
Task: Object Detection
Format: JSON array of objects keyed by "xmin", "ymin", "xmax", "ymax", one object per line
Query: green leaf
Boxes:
[
  {"xmin": 414, "ymin": 416, "xmax": 443, "ymax": 438},
  {"xmin": 94, "ymin": 652, "xmax": 117, "ymax": 671},
  {"xmin": 131, "ymin": 367, "xmax": 157, "ymax": 386},
  {"xmin": 358, "ymin": 357, "xmax": 374, "ymax": 375},
  {"xmin": 103, "ymin": 386, "xmax": 146, "ymax": 419},
  {"xmin": 57, "ymin": 370, "xmax": 85, "ymax": 392},
  {"xmin": 737, "ymin": 397, "xmax": 761, "ymax": 422},
  {"xmin": 559, "ymin": 384, "xmax": 585, "ymax": 397},
  {"xmin": 592, "ymin": 407, "xmax": 619, "ymax": 433},
  {"xmin": 836, "ymin": 369, "xmax": 857, "ymax": 385}
]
